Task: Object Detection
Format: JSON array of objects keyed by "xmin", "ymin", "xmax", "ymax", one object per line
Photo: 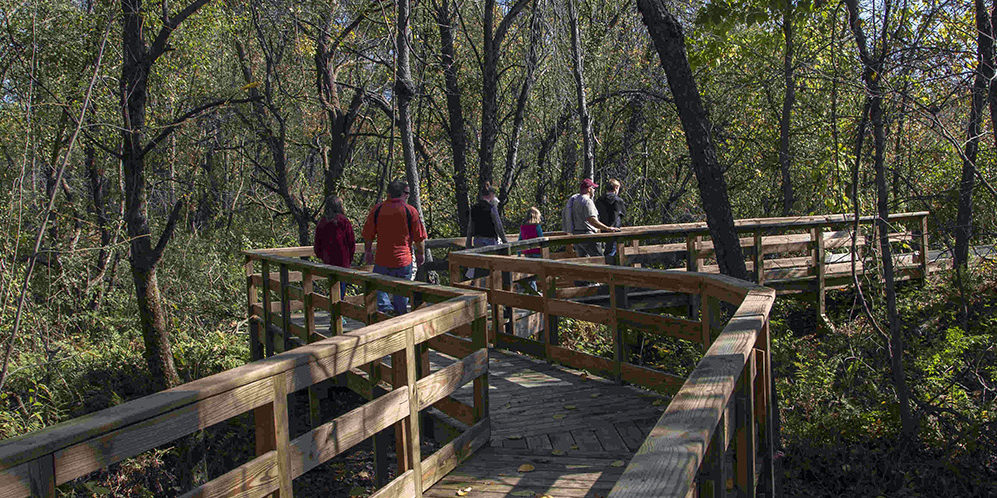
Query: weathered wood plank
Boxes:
[
  {"xmin": 616, "ymin": 309, "xmax": 701, "ymax": 343},
  {"xmin": 608, "ymin": 288, "xmax": 774, "ymax": 498},
  {"xmin": 53, "ymin": 377, "xmax": 275, "ymax": 484},
  {"xmin": 181, "ymin": 451, "xmax": 279, "ymax": 498},
  {"xmin": 288, "ymin": 387, "xmax": 409, "ymax": 478},
  {"xmin": 420, "ymin": 419, "xmax": 491, "ymax": 491},
  {"xmin": 416, "ymin": 349, "xmax": 487, "ymax": 410}
]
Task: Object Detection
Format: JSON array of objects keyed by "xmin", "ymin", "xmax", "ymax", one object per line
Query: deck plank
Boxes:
[{"xmin": 424, "ymin": 349, "xmax": 665, "ymax": 497}]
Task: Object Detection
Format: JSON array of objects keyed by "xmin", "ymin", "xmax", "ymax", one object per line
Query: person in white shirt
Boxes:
[{"xmin": 562, "ymin": 178, "xmax": 620, "ymax": 258}]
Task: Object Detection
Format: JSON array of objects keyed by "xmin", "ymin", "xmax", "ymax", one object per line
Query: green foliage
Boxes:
[{"xmin": 774, "ymin": 272, "xmax": 997, "ymax": 496}]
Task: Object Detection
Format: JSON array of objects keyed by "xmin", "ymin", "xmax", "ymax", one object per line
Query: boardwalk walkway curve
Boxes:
[{"xmin": 0, "ymin": 211, "xmax": 957, "ymax": 497}]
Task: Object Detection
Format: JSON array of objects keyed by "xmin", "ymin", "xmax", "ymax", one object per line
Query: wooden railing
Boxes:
[
  {"xmin": 449, "ymin": 232, "xmax": 776, "ymax": 496},
  {"xmin": 0, "ymin": 212, "xmax": 934, "ymax": 497},
  {"xmin": 0, "ymin": 255, "xmax": 489, "ymax": 497}
]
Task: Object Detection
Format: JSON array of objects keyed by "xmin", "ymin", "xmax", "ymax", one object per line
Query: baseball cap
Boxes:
[{"xmin": 580, "ymin": 178, "xmax": 599, "ymax": 189}]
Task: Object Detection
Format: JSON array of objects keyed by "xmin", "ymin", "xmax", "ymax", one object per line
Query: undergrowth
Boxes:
[{"xmin": 774, "ymin": 267, "xmax": 997, "ymax": 496}]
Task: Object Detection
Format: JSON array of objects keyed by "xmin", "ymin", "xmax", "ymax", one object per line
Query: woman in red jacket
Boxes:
[{"xmin": 314, "ymin": 195, "xmax": 355, "ymax": 298}]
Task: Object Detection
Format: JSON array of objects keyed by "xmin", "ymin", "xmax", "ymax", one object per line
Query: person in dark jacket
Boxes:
[
  {"xmin": 465, "ymin": 183, "xmax": 507, "ymax": 278},
  {"xmin": 314, "ymin": 195, "xmax": 356, "ymax": 298},
  {"xmin": 595, "ymin": 179, "xmax": 625, "ymax": 262}
]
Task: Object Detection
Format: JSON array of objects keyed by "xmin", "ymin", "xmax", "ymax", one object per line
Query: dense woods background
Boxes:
[{"xmin": 1, "ymin": 0, "xmax": 996, "ymax": 494}]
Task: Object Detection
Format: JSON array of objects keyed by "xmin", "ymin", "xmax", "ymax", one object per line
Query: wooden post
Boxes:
[
  {"xmin": 629, "ymin": 239, "xmax": 640, "ymax": 268},
  {"xmin": 26, "ymin": 455, "xmax": 55, "ymax": 497},
  {"xmin": 488, "ymin": 263, "xmax": 499, "ymax": 345},
  {"xmin": 758, "ymin": 321, "xmax": 776, "ymax": 496},
  {"xmin": 735, "ymin": 351, "xmax": 757, "ymax": 497},
  {"xmin": 610, "ymin": 278, "xmax": 623, "ymax": 384},
  {"xmin": 404, "ymin": 329, "xmax": 424, "ymax": 495},
  {"xmin": 279, "ymin": 264, "xmax": 292, "ymax": 352},
  {"xmin": 261, "ymin": 260, "xmax": 273, "ymax": 358},
  {"xmin": 919, "ymin": 215, "xmax": 929, "ymax": 280},
  {"xmin": 543, "ymin": 270, "xmax": 559, "ymax": 351},
  {"xmin": 393, "ymin": 347, "xmax": 412, "ymax": 473},
  {"xmin": 364, "ymin": 281, "xmax": 378, "ymax": 325},
  {"xmin": 449, "ymin": 259, "xmax": 462, "ymax": 286},
  {"xmin": 302, "ymin": 272, "xmax": 320, "ymax": 428},
  {"xmin": 329, "ymin": 274, "xmax": 344, "ymax": 336},
  {"xmin": 246, "ymin": 257, "xmax": 263, "ymax": 361},
  {"xmin": 501, "ymin": 246, "xmax": 513, "ymax": 337},
  {"xmin": 255, "ymin": 377, "xmax": 291, "ymax": 496},
  {"xmin": 700, "ymin": 284, "xmax": 711, "ymax": 352},
  {"xmin": 688, "ymin": 235, "xmax": 701, "ymax": 321},
  {"xmin": 753, "ymin": 232, "xmax": 765, "ymax": 284},
  {"xmin": 302, "ymin": 271, "xmax": 315, "ymax": 342},
  {"xmin": 700, "ymin": 411, "xmax": 725, "ymax": 498},
  {"xmin": 813, "ymin": 227, "xmax": 826, "ymax": 315},
  {"xmin": 471, "ymin": 316, "xmax": 489, "ymax": 423}
]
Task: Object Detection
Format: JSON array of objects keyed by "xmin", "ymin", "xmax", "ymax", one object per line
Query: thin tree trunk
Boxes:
[
  {"xmin": 118, "ymin": 0, "xmax": 215, "ymax": 389},
  {"xmin": 636, "ymin": 0, "xmax": 747, "ymax": 279},
  {"xmin": 567, "ymin": 0, "xmax": 594, "ymax": 179},
  {"xmin": 843, "ymin": 0, "xmax": 916, "ymax": 440},
  {"xmin": 433, "ymin": 0, "xmax": 471, "ymax": 233},
  {"xmin": 478, "ymin": 0, "xmax": 531, "ymax": 194},
  {"xmin": 315, "ymin": 8, "xmax": 365, "ymax": 206},
  {"xmin": 778, "ymin": 1, "xmax": 796, "ymax": 216},
  {"xmin": 396, "ymin": 0, "xmax": 422, "ymax": 217},
  {"xmin": 499, "ymin": 0, "xmax": 543, "ymax": 211},
  {"xmin": 955, "ymin": 0, "xmax": 994, "ymax": 269}
]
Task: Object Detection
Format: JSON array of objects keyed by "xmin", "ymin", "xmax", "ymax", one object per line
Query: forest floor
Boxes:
[{"xmin": 769, "ymin": 271, "xmax": 997, "ymax": 497}]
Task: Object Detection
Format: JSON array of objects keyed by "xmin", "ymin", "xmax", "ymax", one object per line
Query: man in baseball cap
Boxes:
[{"xmin": 562, "ymin": 177, "xmax": 621, "ymax": 259}]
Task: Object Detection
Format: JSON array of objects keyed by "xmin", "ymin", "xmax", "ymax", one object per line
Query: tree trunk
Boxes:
[
  {"xmin": 395, "ymin": 0, "xmax": 422, "ymax": 218},
  {"xmin": 636, "ymin": 0, "xmax": 746, "ymax": 279},
  {"xmin": 567, "ymin": 0, "xmax": 594, "ymax": 180},
  {"xmin": 315, "ymin": 9, "xmax": 364, "ymax": 207},
  {"xmin": 235, "ymin": 38, "xmax": 311, "ymax": 245},
  {"xmin": 956, "ymin": 0, "xmax": 994, "ymax": 269},
  {"xmin": 478, "ymin": 0, "xmax": 531, "ymax": 194},
  {"xmin": 778, "ymin": 1, "xmax": 796, "ymax": 216},
  {"xmin": 843, "ymin": 0, "xmax": 916, "ymax": 440},
  {"xmin": 499, "ymin": 0, "xmax": 543, "ymax": 212},
  {"xmin": 434, "ymin": 0, "xmax": 471, "ymax": 233}
]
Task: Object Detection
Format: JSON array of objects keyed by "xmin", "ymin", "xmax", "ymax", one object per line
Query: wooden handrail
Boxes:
[
  {"xmin": 446, "ymin": 226, "xmax": 781, "ymax": 497},
  {"xmin": 0, "ymin": 253, "xmax": 489, "ymax": 498}
]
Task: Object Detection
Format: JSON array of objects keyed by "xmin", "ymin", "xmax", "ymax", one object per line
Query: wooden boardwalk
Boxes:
[
  {"xmin": 426, "ymin": 350, "xmax": 667, "ymax": 498},
  {"xmin": 289, "ymin": 310, "xmax": 669, "ymax": 497}
]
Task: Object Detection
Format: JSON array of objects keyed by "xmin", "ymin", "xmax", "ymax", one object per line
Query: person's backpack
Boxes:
[{"xmin": 373, "ymin": 202, "xmax": 414, "ymax": 238}]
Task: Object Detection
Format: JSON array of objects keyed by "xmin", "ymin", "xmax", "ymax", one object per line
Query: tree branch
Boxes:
[{"xmin": 141, "ymin": 96, "xmax": 259, "ymax": 157}]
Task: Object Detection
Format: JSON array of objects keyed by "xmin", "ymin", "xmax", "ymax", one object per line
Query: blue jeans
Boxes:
[{"xmin": 373, "ymin": 264, "xmax": 413, "ymax": 315}]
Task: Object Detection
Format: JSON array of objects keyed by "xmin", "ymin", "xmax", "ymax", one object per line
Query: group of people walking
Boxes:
[
  {"xmin": 313, "ymin": 177, "xmax": 624, "ymax": 316},
  {"xmin": 314, "ymin": 179, "xmax": 426, "ymax": 317}
]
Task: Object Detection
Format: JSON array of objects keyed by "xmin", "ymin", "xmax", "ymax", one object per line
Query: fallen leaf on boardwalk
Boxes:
[
  {"xmin": 590, "ymin": 393, "xmax": 601, "ymax": 398},
  {"xmin": 726, "ymin": 478, "xmax": 734, "ymax": 489},
  {"xmin": 570, "ymin": 444, "xmax": 579, "ymax": 450},
  {"xmin": 507, "ymin": 435, "xmax": 523, "ymax": 440},
  {"xmin": 553, "ymin": 413, "xmax": 566, "ymax": 420},
  {"xmin": 611, "ymin": 460, "xmax": 625, "ymax": 467},
  {"xmin": 510, "ymin": 491, "xmax": 535, "ymax": 497},
  {"xmin": 456, "ymin": 486, "xmax": 473, "ymax": 496},
  {"xmin": 551, "ymin": 449, "xmax": 565, "ymax": 455},
  {"xmin": 517, "ymin": 463, "xmax": 536, "ymax": 473},
  {"xmin": 564, "ymin": 404, "xmax": 576, "ymax": 410}
]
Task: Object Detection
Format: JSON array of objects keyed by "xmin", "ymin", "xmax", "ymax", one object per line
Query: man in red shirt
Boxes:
[{"xmin": 362, "ymin": 179, "xmax": 427, "ymax": 315}]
